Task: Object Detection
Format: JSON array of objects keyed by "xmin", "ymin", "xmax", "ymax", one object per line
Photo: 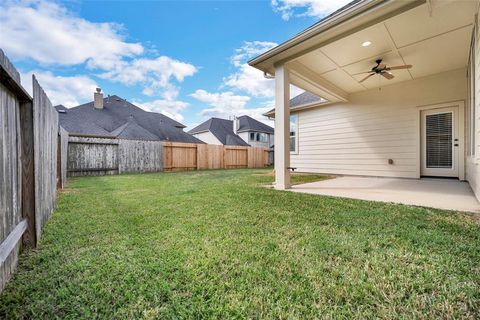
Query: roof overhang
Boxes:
[
  {"xmin": 264, "ymin": 100, "xmax": 332, "ymax": 118},
  {"xmin": 249, "ymin": 0, "xmax": 423, "ymax": 74},
  {"xmin": 251, "ymin": 0, "xmax": 476, "ymax": 105},
  {"xmin": 237, "ymin": 129, "xmax": 273, "ymax": 134},
  {"xmin": 189, "ymin": 129, "xmax": 209, "ymax": 135}
]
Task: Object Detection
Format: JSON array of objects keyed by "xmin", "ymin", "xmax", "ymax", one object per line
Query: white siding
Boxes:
[
  {"xmin": 238, "ymin": 132, "xmax": 250, "ymax": 145},
  {"xmin": 239, "ymin": 132, "xmax": 274, "ymax": 148},
  {"xmin": 191, "ymin": 132, "xmax": 222, "ymax": 145},
  {"xmin": 292, "ymin": 68, "xmax": 467, "ymax": 178},
  {"xmin": 466, "ymin": 9, "xmax": 480, "ymax": 200}
]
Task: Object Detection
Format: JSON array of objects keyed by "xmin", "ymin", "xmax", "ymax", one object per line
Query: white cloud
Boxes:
[
  {"xmin": 192, "ymin": 41, "xmax": 304, "ymax": 126},
  {"xmin": 271, "ymin": 0, "xmax": 352, "ymax": 21},
  {"xmin": 0, "ymin": 0, "xmax": 143, "ymax": 67},
  {"xmin": 223, "ymin": 41, "xmax": 304, "ymax": 99},
  {"xmin": 224, "ymin": 62, "xmax": 276, "ymax": 98},
  {"xmin": 191, "ymin": 90, "xmax": 251, "ymax": 117},
  {"xmin": 133, "ymin": 99, "xmax": 189, "ymax": 122},
  {"xmin": 0, "ymin": 0, "xmax": 198, "ymax": 101},
  {"xmin": 99, "ymin": 56, "xmax": 197, "ymax": 100},
  {"xmin": 230, "ymin": 41, "xmax": 278, "ymax": 68},
  {"xmin": 223, "ymin": 41, "xmax": 277, "ymax": 98},
  {"xmin": 21, "ymin": 70, "xmax": 98, "ymax": 107},
  {"xmin": 190, "ymin": 89, "xmax": 272, "ymax": 125}
]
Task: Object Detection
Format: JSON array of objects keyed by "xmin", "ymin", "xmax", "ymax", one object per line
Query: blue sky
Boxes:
[{"xmin": 0, "ymin": 0, "xmax": 350, "ymax": 129}]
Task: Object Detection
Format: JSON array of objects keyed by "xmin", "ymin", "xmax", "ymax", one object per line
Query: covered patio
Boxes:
[
  {"xmin": 290, "ymin": 176, "xmax": 480, "ymax": 213},
  {"xmin": 249, "ymin": 0, "xmax": 480, "ymax": 206}
]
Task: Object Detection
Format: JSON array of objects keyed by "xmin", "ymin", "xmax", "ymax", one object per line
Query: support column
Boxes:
[{"xmin": 274, "ymin": 64, "xmax": 291, "ymax": 190}]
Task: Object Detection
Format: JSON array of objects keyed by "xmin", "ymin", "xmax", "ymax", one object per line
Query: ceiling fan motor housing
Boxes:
[{"xmin": 372, "ymin": 59, "xmax": 385, "ymax": 73}]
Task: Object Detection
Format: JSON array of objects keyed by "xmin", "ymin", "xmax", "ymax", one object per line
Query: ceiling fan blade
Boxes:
[
  {"xmin": 386, "ymin": 64, "xmax": 412, "ymax": 70},
  {"xmin": 378, "ymin": 63, "xmax": 386, "ymax": 70},
  {"xmin": 359, "ymin": 73, "xmax": 375, "ymax": 83},
  {"xmin": 381, "ymin": 71, "xmax": 394, "ymax": 80},
  {"xmin": 351, "ymin": 71, "xmax": 372, "ymax": 76}
]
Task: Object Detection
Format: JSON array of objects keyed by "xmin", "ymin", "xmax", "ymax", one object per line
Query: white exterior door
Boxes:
[{"xmin": 421, "ymin": 106, "xmax": 459, "ymax": 177}]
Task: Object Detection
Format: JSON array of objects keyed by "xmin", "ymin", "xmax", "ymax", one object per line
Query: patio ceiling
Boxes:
[{"xmin": 266, "ymin": 1, "xmax": 478, "ymax": 102}]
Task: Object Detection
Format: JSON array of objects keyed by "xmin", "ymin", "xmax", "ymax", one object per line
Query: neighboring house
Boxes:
[
  {"xmin": 249, "ymin": 0, "xmax": 480, "ymax": 199},
  {"xmin": 55, "ymin": 89, "xmax": 202, "ymax": 144},
  {"xmin": 189, "ymin": 116, "xmax": 274, "ymax": 147}
]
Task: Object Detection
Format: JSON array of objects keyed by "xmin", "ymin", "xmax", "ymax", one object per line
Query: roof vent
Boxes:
[{"xmin": 57, "ymin": 109, "xmax": 66, "ymax": 113}]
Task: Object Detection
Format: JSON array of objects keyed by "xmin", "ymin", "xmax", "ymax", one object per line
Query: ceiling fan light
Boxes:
[{"xmin": 362, "ymin": 41, "xmax": 372, "ymax": 47}]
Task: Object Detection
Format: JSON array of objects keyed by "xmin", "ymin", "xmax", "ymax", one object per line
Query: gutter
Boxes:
[
  {"xmin": 188, "ymin": 129, "xmax": 210, "ymax": 135},
  {"xmin": 237, "ymin": 129, "xmax": 274, "ymax": 134}
]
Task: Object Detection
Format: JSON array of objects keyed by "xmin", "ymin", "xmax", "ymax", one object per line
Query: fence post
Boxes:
[
  {"xmin": 196, "ymin": 144, "xmax": 199, "ymax": 171},
  {"xmin": 20, "ymin": 101, "xmax": 36, "ymax": 248},
  {"xmin": 223, "ymin": 146, "xmax": 227, "ymax": 169}
]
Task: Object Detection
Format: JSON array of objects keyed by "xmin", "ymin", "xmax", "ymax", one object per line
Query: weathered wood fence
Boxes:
[
  {"xmin": 67, "ymin": 136, "xmax": 164, "ymax": 176},
  {"xmin": 33, "ymin": 76, "xmax": 59, "ymax": 240},
  {"xmin": 57, "ymin": 127, "xmax": 69, "ymax": 189},
  {"xmin": 67, "ymin": 138, "xmax": 269, "ymax": 176},
  {"xmin": 0, "ymin": 50, "xmax": 64, "ymax": 292}
]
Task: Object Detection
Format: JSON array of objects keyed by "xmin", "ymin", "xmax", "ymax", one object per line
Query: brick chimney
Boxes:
[{"xmin": 94, "ymin": 88, "xmax": 103, "ymax": 109}]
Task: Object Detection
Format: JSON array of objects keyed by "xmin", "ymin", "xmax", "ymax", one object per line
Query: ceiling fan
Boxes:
[{"xmin": 355, "ymin": 59, "xmax": 412, "ymax": 83}]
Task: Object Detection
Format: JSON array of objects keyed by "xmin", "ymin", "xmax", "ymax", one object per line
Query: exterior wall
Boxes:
[
  {"xmin": 238, "ymin": 131, "xmax": 250, "ymax": 145},
  {"xmin": 291, "ymin": 68, "xmax": 467, "ymax": 178},
  {"xmin": 466, "ymin": 10, "xmax": 480, "ymax": 200},
  {"xmin": 239, "ymin": 131, "xmax": 274, "ymax": 148},
  {"xmin": 191, "ymin": 131, "xmax": 222, "ymax": 145}
]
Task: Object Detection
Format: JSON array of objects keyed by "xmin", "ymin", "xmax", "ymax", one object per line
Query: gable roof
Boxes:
[
  {"xmin": 109, "ymin": 116, "xmax": 160, "ymax": 140},
  {"xmin": 264, "ymin": 92, "xmax": 324, "ymax": 117},
  {"xmin": 189, "ymin": 117, "xmax": 250, "ymax": 146},
  {"xmin": 237, "ymin": 115, "xmax": 274, "ymax": 134},
  {"xmin": 56, "ymin": 95, "xmax": 203, "ymax": 143}
]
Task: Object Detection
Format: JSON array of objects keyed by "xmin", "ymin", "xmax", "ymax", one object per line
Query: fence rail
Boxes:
[
  {"xmin": 161, "ymin": 142, "xmax": 269, "ymax": 172},
  {"xmin": 68, "ymin": 139, "xmax": 269, "ymax": 176}
]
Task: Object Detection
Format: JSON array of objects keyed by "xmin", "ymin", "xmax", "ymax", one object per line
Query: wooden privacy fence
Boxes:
[
  {"xmin": 32, "ymin": 76, "xmax": 59, "ymax": 240},
  {"xmin": 57, "ymin": 127, "xmax": 69, "ymax": 189},
  {"xmin": 67, "ymin": 136, "xmax": 163, "ymax": 176},
  {"xmin": 0, "ymin": 50, "xmax": 63, "ymax": 292},
  {"xmin": 163, "ymin": 142, "xmax": 269, "ymax": 171},
  {"xmin": 67, "ymin": 139, "xmax": 269, "ymax": 176}
]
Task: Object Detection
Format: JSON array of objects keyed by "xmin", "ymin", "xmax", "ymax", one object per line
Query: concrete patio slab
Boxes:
[{"xmin": 290, "ymin": 176, "xmax": 480, "ymax": 213}]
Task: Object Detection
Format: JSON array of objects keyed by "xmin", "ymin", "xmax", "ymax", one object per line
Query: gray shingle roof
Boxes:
[
  {"xmin": 55, "ymin": 95, "xmax": 203, "ymax": 143},
  {"xmin": 237, "ymin": 115, "xmax": 274, "ymax": 134},
  {"xmin": 290, "ymin": 92, "xmax": 323, "ymax": 107},
  {"xmin": 189, "ymin": 115, "xmax": 274, "ymax": 146},
  {"xmin": 264, "ymin": 91, "xmax": 324, "ymax": 116}
]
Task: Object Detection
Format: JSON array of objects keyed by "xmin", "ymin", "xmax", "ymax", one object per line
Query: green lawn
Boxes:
[{"xmin": 1, "ymin": 169, "xmax": 479, "ymax": 319}]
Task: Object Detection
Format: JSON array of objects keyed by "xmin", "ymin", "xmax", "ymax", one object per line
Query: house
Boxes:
[
  {"xmin": 249, "ymin": 0, "xmax": 480, "ymax": 201},
  {"xmin": 56, "ymin": 89, "xmax": 202, "ymax": 144},
  {"xmin": 265, "ymin": 91, "xmax": 324, "ymax": 152},
  {"xmin": 188, "ymin": 115, "xmax": 274, "ymax": 148}
]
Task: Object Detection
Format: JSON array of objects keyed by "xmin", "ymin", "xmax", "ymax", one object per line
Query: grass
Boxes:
[
  {"xmin": 254, "ymin": 170, "xmax": 331, "ymax": 185},
  {"xmin": 0, "ymin": 169, "xmax": 479, "ymax": 319}
]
